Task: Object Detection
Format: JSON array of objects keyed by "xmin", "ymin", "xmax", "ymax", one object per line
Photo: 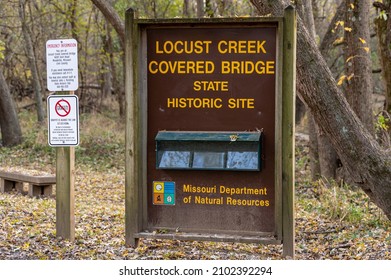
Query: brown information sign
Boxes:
[
  {"xmin": 146, "ymin": 25, "xmax": 277, "ymax": 235},
  {"xmin": 126, "ymin": 9, "xmax": 296, "ymax": 257}
]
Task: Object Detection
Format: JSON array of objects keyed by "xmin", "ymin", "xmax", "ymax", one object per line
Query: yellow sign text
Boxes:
[
  {"xmin": 221, "ymin": 60, "xmax": 275, "ymax": 74},
  {"xmin": 167, "ymin": 98, "xmax": 223, "ymax": 109},
  {"xmin": 193, "ymin": 80, "xmax": 229, "ymax": 91},
  {"xmin": 155, "ymin": 40, "xmax": 212, "ymax": 54},
  {"xmin": 148, "ymin": 60, "xmax": 215, "ymax": 74},
  {"xmin": 217, "ymin": 40, "xmax": 267, "ymax": 54}
]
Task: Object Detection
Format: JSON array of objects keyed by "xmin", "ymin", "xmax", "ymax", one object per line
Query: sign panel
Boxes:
[
  {"xmin": 126, "ymin": 9, "xmax": 296, "ymax": 258},
  {"xmin": 144, "ymin": 23, "xmax": 278, "ymax": 236},
  {"xmin": 47, "ymin": 95, "xmax": 79, "ymax": 146},
  {"xmin": 46, "ymin": 39, "xmax": 78, "ymax": 91}
]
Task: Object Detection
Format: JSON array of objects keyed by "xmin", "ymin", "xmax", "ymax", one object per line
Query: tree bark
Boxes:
[
  {"xmin": 254, "ymin": 0, "xmax": 391, "ymax": 219},
  {"xmin": 0, "ymin": 69, "xmax": 23, "ymax": 146},
  {"xmin": 344, "ymin": 0, "xmax": 374, "ymax": 134},
  {"xmin": 197, "ymin": 0, "xmax": 204, "ymax": 17},
  {"xmin": 374, "ymin": 1, "xmax": 391, "ymax": 113},
  {"xmin": 297, "ymin": 0, "xmax": 339, "ymax": 180},
  {"xmin": 316, "ymin": 2, "xmax": 346, "ymax": 180}
]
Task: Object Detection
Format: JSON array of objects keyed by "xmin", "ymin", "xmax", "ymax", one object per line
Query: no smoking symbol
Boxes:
[{"xmin": 55, "ymin": 99, "xmax": 71, "ymax": 117}]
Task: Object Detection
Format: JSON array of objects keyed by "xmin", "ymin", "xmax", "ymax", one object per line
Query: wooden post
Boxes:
[
  {"xmin": 282, "ymin": 6, "xmax": 296, "ymax": 258},
  {"xmin": 56, "ymin": 91, "xmax": 75, "ymax": 241},
  {"xmin": 125, "ymin": 8, "xmax": 140, "ymax": 247}
]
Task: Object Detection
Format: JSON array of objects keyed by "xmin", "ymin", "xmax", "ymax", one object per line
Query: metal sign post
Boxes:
[{"xmin": 46, "ymin": 39, "xmax": 79, "ymax": 242}]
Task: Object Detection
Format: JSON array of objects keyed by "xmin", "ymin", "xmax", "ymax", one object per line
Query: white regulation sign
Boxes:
[
  {"xmin": 46, "ymin": 39, "xmax": 78, "ymax": 91},
  {"xmin": 48, "ymin": 95, "xmax": 79, "ymax": 146}
]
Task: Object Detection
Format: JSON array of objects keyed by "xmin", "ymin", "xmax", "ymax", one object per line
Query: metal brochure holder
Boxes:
[{"xmin": 155, "ymin": 131, "xmax": 262, "ymax": 171}]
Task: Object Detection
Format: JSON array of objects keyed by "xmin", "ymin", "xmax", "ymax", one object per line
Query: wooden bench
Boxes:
[{"xmin": 0, "ymin": 170, "xmax": 56, "ymax": 197}]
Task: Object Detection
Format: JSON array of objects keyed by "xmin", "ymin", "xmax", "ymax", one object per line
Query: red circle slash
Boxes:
[{"xmin": 55, "ymin": 99, "xmax": 71, "ymax": 117}]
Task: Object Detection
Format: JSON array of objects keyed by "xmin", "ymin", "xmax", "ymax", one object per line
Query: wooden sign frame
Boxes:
[{"xmin": 125, "ymin": 7, "xmax": 296, "ymax": 258}]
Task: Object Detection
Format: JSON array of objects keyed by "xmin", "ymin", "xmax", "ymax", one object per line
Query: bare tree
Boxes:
[
  {"xmin": 0, "ymin": 68, "xmax": 23, "ymax": 146},
  {"xmin": 19, "ymin": 0, "xmax": 45, "ymax": 123}
]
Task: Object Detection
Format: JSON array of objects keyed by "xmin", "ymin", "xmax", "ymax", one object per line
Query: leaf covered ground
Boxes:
[{"xmin": 1, "ymin": 111, "xmax": 391, "ymax": 260}]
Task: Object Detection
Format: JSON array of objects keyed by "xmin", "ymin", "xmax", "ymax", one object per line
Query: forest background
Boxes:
[{"xmin": 1, "ymin": 0, "xmax": 391, "ymax": 259}]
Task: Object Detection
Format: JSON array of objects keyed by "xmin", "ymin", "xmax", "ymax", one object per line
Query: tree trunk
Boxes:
[
  {"xmin": 317, "ymin": 2, "xmax": 346, "ymax": 180},
  {"xmin": 297, "ymin": 0, "xmax": 321, "ymax": 180},
  {"xmin": 90, "ymin": 0, "xmax": 125, "ymax": 116},
  {"xmin": 0, "ymin": 69, "xmax": 23, "ymax": 147},
  {"xmin": 197, "ymin": 0, "xmax": 204, "ymax": 17},
  {"xmin": 183, "ymin": 0, "xmax": 190, "ymax": 17},
  {"xmin": 308, "ymin": 115, "xmax": 321, "ymax": 179},
  {"xmin": 255, "ymin": 0, "xmax": 391, "ymax": 219},
  {"xmin": 344, "ymin": 0, "xmax": 374, "ymax": 134},
  {"xmin": 19, "ymin": 0, "xmax": 45, "ymax": 123},
  {"xmin": 297, "ymin": 0, "xmax": 339, "ymax": 180},
  {"xmin": 102, "ymin": 21, "xmax": 113, "ymax": 101},
  {"xmin": 374, "ymin": 1, "xmax": 391, "ymax": 113}
]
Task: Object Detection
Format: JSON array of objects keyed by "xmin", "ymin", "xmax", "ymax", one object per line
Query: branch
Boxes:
[{"xmin": 90, "ymin": 0, "xmax": 125, "ymax": 49}]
